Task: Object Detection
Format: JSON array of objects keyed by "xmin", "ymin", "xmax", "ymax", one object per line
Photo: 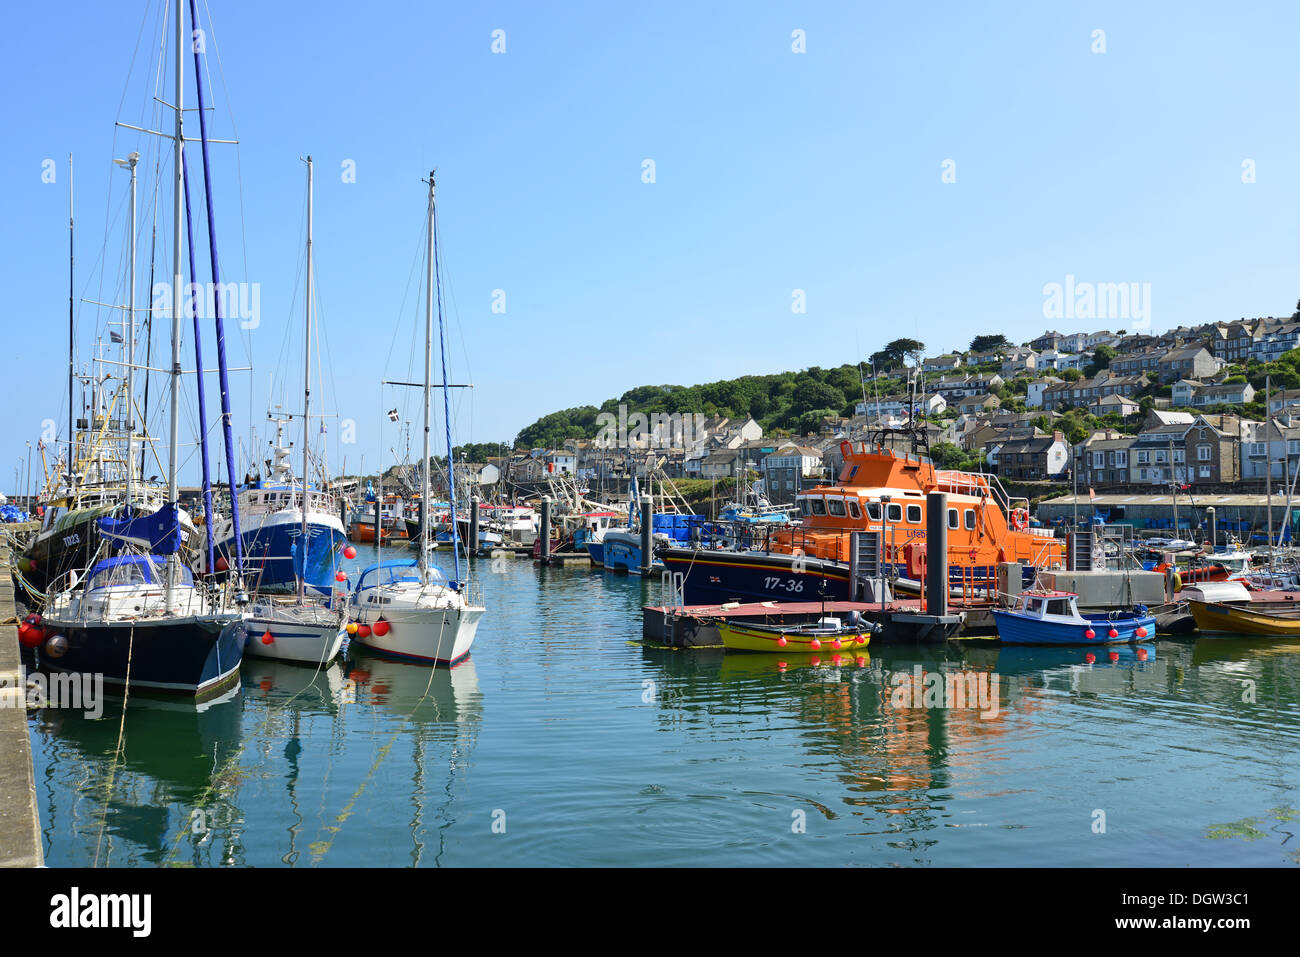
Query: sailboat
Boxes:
[
  {"xmin": 37, "ymin": 0, "xmax": 246, "ymax": 699},
  {"xmin": 243, "ymin": 157, "xmax": 346, "ymax": 665},
  {"xmin": 350, "ymin": 171, "xmax": 485, "ymax": 666}
]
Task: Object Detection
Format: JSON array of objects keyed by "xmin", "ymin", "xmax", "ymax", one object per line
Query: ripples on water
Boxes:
[{"xmin": 28, "ymin": 549, "xmax": 1300, "ymax": 866}]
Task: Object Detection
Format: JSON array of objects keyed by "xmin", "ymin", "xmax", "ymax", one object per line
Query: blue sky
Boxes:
[{"xmin": 3, "ymin": 1, "xmax": 1298, "ymax": 491}]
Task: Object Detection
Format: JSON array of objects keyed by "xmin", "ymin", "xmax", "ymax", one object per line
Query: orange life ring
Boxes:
[{"xmin": 1011, "ymin": 508, "xmax": 1028, "ymax": 531}]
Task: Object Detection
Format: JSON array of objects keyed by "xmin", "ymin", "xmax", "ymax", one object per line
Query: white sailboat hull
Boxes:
[{"xmin": 353, "ymin": 604, "xmax": 484, "ymax": 666}]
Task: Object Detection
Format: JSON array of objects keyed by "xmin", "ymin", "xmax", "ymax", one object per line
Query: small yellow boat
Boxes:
[
  {"xmin": 1187, "ymin": 599, "xmax": 1300, "ymax": 636},
  {"xmin": 717, "ymin": 615, "xmax": 875, "ymax": 653}
]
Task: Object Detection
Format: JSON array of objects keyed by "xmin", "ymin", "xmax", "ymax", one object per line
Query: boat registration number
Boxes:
[{"xmin": 764, "ymin": 576, "xmax": 805, "ymax": 594}]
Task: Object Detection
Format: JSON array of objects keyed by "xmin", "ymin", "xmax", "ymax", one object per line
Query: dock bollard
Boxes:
[
  {"xmin": 540, "ymin": 496, "xmax": 552, "ymax": 565},
  {"xmin": 639, "ymin": 495, "xmax": 653, "ymax": 576},
  {"xmin": 1206, "ymin": 506, "xmax": 1216, "ymax": 549}
]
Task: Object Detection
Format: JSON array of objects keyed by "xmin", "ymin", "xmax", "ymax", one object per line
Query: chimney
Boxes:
[{"xmin": 1053, "ymin": 430, "xmax": 1064, "ymax": 443}]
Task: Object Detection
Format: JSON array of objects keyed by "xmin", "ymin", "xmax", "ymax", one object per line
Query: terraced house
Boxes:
[
  {"xmin": 1041, "ymin": 371, "xmax": 1148, "ymax": 411},
  {"xmin": 1077, "ymin": 432, "xmax": 1133, "ymax": 488},
  {"xmin": 1127, "ymin": 414, "xmax": 1243, "ymax": 487}
]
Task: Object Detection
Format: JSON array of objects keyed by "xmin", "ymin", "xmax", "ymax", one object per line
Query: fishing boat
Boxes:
[
  {"xmin": 1186, "ymin": 598, "xmax": 1300, "ymax": 636},
  {"xmin": 210, "ymin": 415, "xmax": 347, "ymax": 594},
  {"xmin": 991, "ymin": 591, "xmax": 1155, "ymax": 646},
  {"xmin": 349, "ymin": 170, "xmax": 485, "ymax": 666},
  {"xmin": 718, "ymin": 614, "xmax": 877, "ymax": 653},
  {"xmin": 661, "ymin": 423, "xmax": 1066, "ymax": 605}
]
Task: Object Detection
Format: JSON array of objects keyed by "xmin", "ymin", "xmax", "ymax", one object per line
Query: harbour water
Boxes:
[{"xmin": 27, "ymin": 545, "xmax": 1300, "ymax": 867}]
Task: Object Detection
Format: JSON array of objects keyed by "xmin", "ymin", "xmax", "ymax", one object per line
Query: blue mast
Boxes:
[
  {"xmin": 187, "ymin": 0, "xmax": 244, "ymax": 578},
  {"xmin": 181, "ymin": 153, "xmax": 215, "ymax": 573},
  {"xmin": 431, "ymin": 182, "xmax": 461, "ymax": 584}
]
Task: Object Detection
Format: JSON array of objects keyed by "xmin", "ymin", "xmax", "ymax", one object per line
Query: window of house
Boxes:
[
  {"xmin": 1094, "ymin": 452, "xmax": 1104, "ymax": 467},
  {"xmin": 1198, "ymin": 445, "xmax": 1211, "ymax": 461},
  {"xmin": 1137, "ymin": 451, "xmax": 1149, "ymax": 464},
  {"xmin": 1115, "ymin": 451, "xmax": 1127, "ymax": 466},
  {"xmin": 906, "ymin": 504, "xmax": 922, "ymax": 524},
  {"xmin": 964, "ymin": 509, "xmax": 976, "ymax": 530},
  {"xmin": 1200, "ymin": 466, "xmax": 1211, "ymax": 478}
]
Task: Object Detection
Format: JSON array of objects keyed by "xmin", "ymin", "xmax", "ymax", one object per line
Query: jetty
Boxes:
[{"xmin": 0, "ymin": 536, "xmax": 44, "ymax": 867}]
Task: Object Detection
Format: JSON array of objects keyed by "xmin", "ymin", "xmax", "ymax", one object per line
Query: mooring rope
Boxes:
[{"xmin": 92, "ymin": 620, "xmax": 134, "ymax": 868}]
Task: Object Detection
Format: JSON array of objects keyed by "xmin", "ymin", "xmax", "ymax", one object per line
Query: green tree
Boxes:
[
  {"xmin": 969, "ymin": 334, "xmax": 1009, "ymax": 353},
  {"xmin": 1083, "ymin": 344, "xmax": 1116, "ymax": 378}
]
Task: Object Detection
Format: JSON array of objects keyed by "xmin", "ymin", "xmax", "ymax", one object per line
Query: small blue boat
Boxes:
[{"xmin": 991, "ymin": 591, "xmax": 1155, "ymax": 646}]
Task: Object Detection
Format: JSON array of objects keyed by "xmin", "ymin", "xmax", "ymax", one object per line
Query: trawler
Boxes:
[{"xmin": 661, "ymin": 425, "xmax": 1066, "ymax": 605}]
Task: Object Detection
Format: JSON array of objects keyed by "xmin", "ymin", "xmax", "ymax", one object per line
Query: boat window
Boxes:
[
  {"xmin": 886, "ymin": 503, "xmax": 902, "ymax": 523},
  {"xmin": 810, "ymin": 498, "xmax": 827, "ymax": 516},
  {"xmin": 798, "ymin": 499, "xmax": 812, "ymax": 517},
  {"xmin": 1046, "ymin": 599, "xmax": 1069, "ymax": 615},
  {"xmin": 827, "ymin": 499, "xmax": 846, "ymax": 516},
  {"xmin": 1026, "ymin": 598, "xmax": 1043, "ymax": 614},
  {"xmin": 846, "ymin": 500, "xmax": 861, "ymax": 519},
  {"xmin": 964, "ymin": 509, "xmax": 976, "ymax": 530},
  {"xmin": 906, "ymin": 504, "xmax": 922, "ymax": 524},
  {"xmin": 948, "ymin": 508, "xmax": 959, "ymax": 530},
  {"xmin": 866, "ymin": 502, "xmax": 881, "ymax": 521}
]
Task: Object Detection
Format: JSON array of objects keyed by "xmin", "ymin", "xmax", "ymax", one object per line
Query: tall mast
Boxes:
[
  {"xmin": 181, "ymin": 153, "xmax": 216, "ymax": 574},
  {"xmin": 301, "ymin": 155, "xmax": 313, "ymax": 600},
  {"xmin": 68, "ymin": 153, "xmax": 75, "ymax": 496},
  {"xmin": 189, "ymin": 0, "xmax": 243, "ymax": 580},
  {"xmin": 420, "ymin": 171, "xmax": 434, "ymax": 579},
  {"xmin": 1267, "ymin": 373, "xmax": 1274, "ymax": 564},
  {"xmin": 119, "ymin": 150, "xmax": 139, "ymax": 509},
  {"xmin": 433, "ymin": 173, "xmax": 462, "ymax": 584},
  {"xmin": 166, "ymin": 0, "xmax": 184, "ymax": 603}
]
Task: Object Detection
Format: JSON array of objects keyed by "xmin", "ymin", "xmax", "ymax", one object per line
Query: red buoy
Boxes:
[
  {"xmin": 1085, "ymin": 629, "xmax": 1096, "ymax": 640},
  {"xmin": 809, "ymin": 638, "xmax": 822, "ymax": 651},
  {"xmin": 261, "ymin": 630, "xmax": 274, "ymax": 645},
  {"xmin": 343, "ymin": 545, "xmax": 357, "ymax": 560},
  {"xmin": 776, "ymin": 636, "xmax": 788, "ymax": 647},
  {"xmin": 215, "ymin": 556, "xmax": 229, "ymax": 572},
  {"xmin": 1108, "ymin": 628, "xmax": 1119, "ymax": 639},
  {"xmin": 831, "ymin": 639, "xmax": 843, "ymax": 650},
  {"xmin": 335, "ymin": 570, "xmax": 347, "ymax": 582},
  {"xmin": 356, "ymin": 623, "xmax": 372, "ymax": 639},
  {"xmin": 18, "ymin": 624, "xmax": 42, "ymax": 649},
  {"xmin": 372, "ymin": 618, "xmax": 390, "ymax": 637},
  {"xmin": 1135, "ymin": 626, "xmax": 1148, "ymax": 638}
]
